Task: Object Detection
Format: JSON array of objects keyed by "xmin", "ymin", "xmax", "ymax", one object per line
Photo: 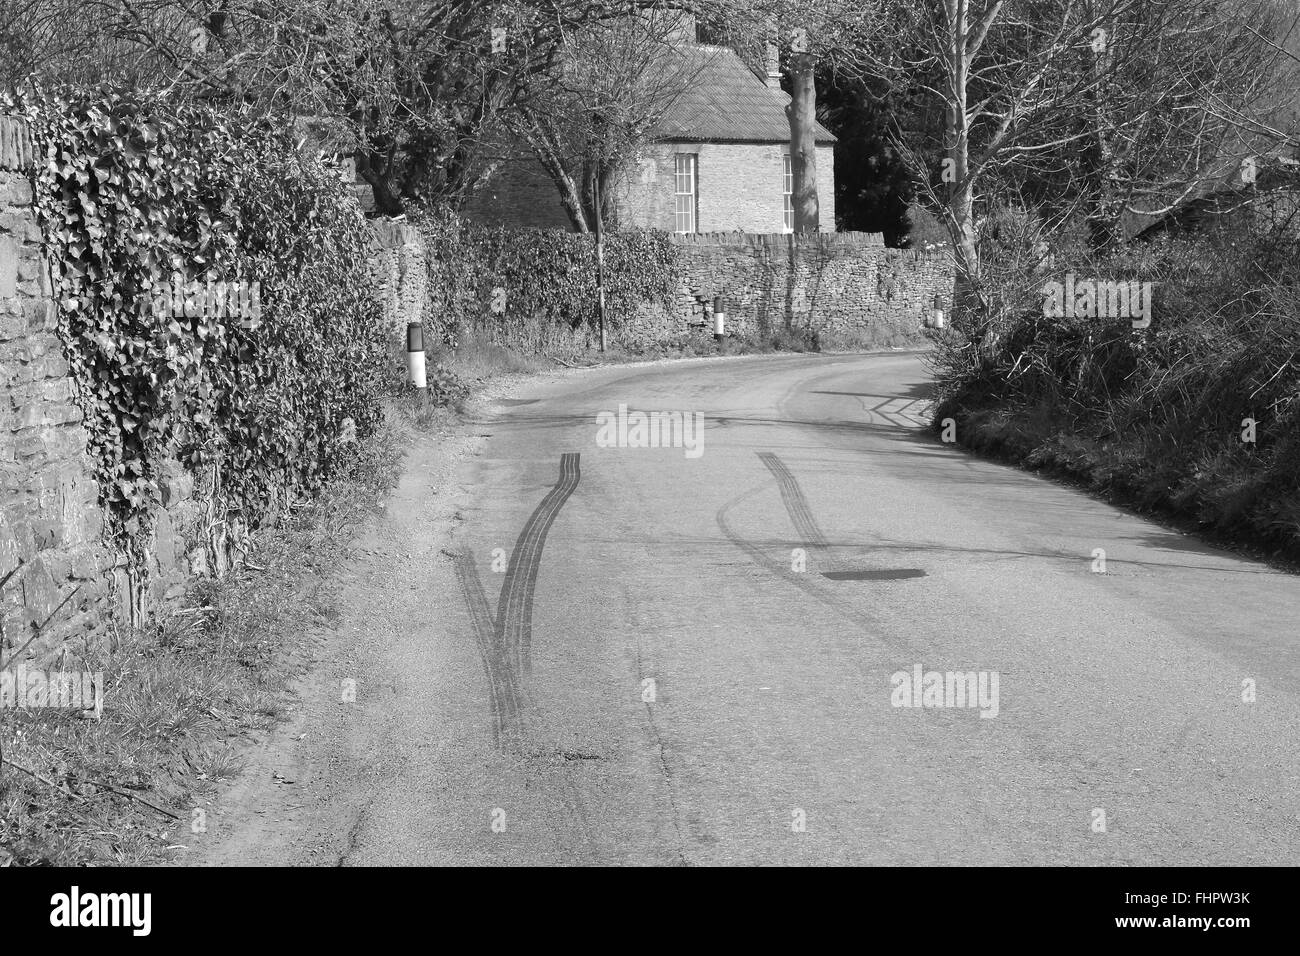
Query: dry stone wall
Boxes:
[
  {"xmin": 369, "ymin": 218, "xmax": 427, "ymax": 337},
  {"xmin": 0, "ymin": 115, "xmax": 113, "ymax": 666},
  {"xmin": 392, "ymin": 222, "xmax": 952, "ymax": 356},
  {"xmin": 669, "ymin": 231, "xmax": 952, "ymax": 349}
]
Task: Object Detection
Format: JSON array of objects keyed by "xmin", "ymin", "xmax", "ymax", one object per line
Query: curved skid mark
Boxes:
[
  {"xmin": 716, "ymin": 482, "xmax": 914, "ymax": 651},
  {"xmin": 453, "ymin": 550, "xmax": 528, "ymax": 748},
  {"xmin": 455, "ymin": 454, "xmax": 582, "ymax": 753},
  {"xmin": 757, "ymin": 451, "xmax": 926, "ymax": 582},
  {"xmin": 497, "ymin": 453, "xmax": 581, "ymax": 677},
  {"xmin": 758, "ymin": 451, "xmax": 842, "ymax": 571}
]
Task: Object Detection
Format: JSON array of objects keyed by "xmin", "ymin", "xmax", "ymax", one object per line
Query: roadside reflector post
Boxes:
[
  {"xmin": 713, "ymin": 295, "xmax": 726, "ymax": 340},
  {"xmin": 931, "ymin": 294, "xmax": 945, "ymax": 330},
  {"xmin": 406, "ymin": 322, "xmax": 427, "ymax": 403}
]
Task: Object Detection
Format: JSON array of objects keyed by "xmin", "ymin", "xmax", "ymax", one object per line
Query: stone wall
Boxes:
[
  {"xmin": 0, "ymin": 120, "xmax": 450, "ymax": 667},
  {"xmin": 406, "ymin": 223, "xmax": 950, "ymax": 357},
  {"xmin": 0, "ymin": 115, "xmax": 113, "ymax": 666},
  {"xmin": 667, "ymin": 232, "xmax": 951, "ymax": 348},
  {"xmin": 368, "ymin": 218, "xmax": 428, "ymax": 336}
]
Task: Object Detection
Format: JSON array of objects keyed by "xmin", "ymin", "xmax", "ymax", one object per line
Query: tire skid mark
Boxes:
[
  {"xmin": 757, "ymin": 451, "xmax": 926, "ymax": 583},
  {"xmin": 455, "ymin": 455, "xmax": 603, "ymax": 861},
  {"xmin": 453, "ymin": 454, "xmax": 581, "ymax": 751},
  {"xmin": 497, "ymin": 453, "xmax": 581, "ymax": 677},
  {"xmin": 757, "ymin": 451, "xmax": 846, "ymax": 573},
  {"xmin": 452, "ymin": 551, "xmax": 514, "ymax": 749},
  {"xmin": 716, "ymin": 482, "xmax": 915, "ymax": 651}
]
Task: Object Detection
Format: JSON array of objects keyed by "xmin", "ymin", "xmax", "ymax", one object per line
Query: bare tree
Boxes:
[
  {"xmin": 508, "ymin": 3, "xmax": 707, "ymax": 233},
  {"xmin": 892, "ymin": 1, "xmax": 1132, "ymax": 324},
  {"xmin": 1068, "ymin": 0, "xmax": 1298, "ymax": 248},
  {"xmin": 0, "ymin": 0, "xmax": 163, "ymax": 92},
  {"xmin": 696, "ymin": 0, "xmax": 883, "ymax": 233},
  {"xmin": 867, "ymin": 0, "xmax": 1298, "ymax": 347},
  {"xmin": 8, "ymin": 1, "xmax": 665, "ymax": 215}
]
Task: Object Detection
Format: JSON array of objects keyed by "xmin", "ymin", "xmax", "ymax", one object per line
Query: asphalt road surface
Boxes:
[{"xmin": 221, "ymin": 350, "xmax": 1300, "ymax": 866}]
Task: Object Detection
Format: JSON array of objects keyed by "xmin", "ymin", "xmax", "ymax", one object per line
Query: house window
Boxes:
[
  {"xmin": 782, "ymin": 155, "xmax": 794, "ymax": 232},
  {"xmin": 674, "ymin": 154, "xmax": 697, "ymax": 234}
]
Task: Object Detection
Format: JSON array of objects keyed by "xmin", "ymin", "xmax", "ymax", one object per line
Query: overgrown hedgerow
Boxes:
[
  {"xmin": 932, "ymin": 216, "xmax": 1300, "ymax": 559},
  {"xmin": 0, "ymin": 84, "xmax": 408, "ymax": 865}
]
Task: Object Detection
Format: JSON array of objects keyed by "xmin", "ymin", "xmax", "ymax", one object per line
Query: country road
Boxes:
[{"xmin": 197, "ymin": 350, "xmax": 1300, "ymax": 867}]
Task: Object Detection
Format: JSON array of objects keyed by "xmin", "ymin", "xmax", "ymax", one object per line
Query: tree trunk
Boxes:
[
  {"xmin": 1084, "ymin": 19, "xmax": 1123, "ymax": 251},
  {"xmin": 522, "ymin": 116, "xmax": 591, "ymax": 232},
  {"xmin": 943, "ymin": 0, "xmax": 983, "ymax": 331},
  {"xmin": 951, "ymin": 183, "xmax": 981, "ymax": 316},
  {"xmin": 356, "ymin": 149, "xmax": 405, "ymax": 216},
  {"xmin": 785, "ymin": 50, "xmax": 819, "ymax": 233},
  {"xmin": 594, "ymin": 175, "xmax": 607, "ymax": 351},
  {"xmin": 552, "ymin": 163, "xmax": 590, "ymax": 233}
]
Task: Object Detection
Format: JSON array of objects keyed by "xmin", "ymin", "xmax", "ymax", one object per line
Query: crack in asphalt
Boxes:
[{"xmin": 636, "ymin": 644, "xmax": 690, "ymax": 867}]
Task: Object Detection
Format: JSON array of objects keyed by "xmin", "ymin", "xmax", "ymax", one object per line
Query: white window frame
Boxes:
[
  {"xmin": 782, "ymin": 154, "xmax": 794, "ymax": 232},
  {"xmin": 674, "ymin": 154, "xmax": 697, "ymax": 234}
]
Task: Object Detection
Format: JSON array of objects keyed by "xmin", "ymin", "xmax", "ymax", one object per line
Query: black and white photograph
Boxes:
[{"xmin": 0, "ymin": 0, "xmax": 1291, "ymax": 932}]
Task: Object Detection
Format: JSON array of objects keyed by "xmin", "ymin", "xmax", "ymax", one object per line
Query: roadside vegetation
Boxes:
[
  {"xmin": 875, "ymin": 0, "xmax": 1300, "ymax": 562},
  {"xmin": 0, "ymin": 416, "xmax": 403, "ymax": 865},
  {"xmin": 931, "ymin": 214, "xmax": 1300, "ymax": 562}
]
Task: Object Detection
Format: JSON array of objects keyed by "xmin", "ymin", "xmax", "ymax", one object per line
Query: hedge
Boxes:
[{"xmin": 415, "ymin": 209, "xmax": 679, "ymax": 353}]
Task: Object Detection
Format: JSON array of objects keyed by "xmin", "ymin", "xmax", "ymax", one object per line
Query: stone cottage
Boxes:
[{"xmin": 462, "ymin": 20, "xmax": 837, "ymax": 234}]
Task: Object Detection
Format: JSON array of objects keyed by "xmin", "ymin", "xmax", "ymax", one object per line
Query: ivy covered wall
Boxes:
[{"xmin": 2, "ymin": 87, "xmax": 402, "ymax": 660}]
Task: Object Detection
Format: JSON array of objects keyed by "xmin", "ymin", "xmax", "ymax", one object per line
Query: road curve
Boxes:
[{"xmin": 242, "ymin": 350, "xmax": 1300, "ymax": 866}]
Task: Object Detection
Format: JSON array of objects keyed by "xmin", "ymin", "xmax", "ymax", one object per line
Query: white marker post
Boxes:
[
  {"xmin": 713, "ymin": 295, "xmax": 726, "ymax": 341},
  {"xmin": 406, "ymin": 322, "xmax": 427, "ymax": 398}
]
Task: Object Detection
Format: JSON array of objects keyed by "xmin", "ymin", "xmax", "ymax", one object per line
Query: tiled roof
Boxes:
[{"xmin": 652, "ymin": 45, "xmax": 837, "ymax": 145}]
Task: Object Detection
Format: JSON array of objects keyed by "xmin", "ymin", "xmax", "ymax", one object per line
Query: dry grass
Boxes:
[{"xmin": 0, "ymin": 418, "xmax": 405, "ymax": 866}]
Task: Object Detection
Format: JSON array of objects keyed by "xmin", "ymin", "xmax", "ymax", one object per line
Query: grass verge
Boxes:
[
  {"xmin": 930, "ymin": 225, "xmax": 1300, "ymax": 566},
  {"xmin": 0, "ymin": 417, "xmax": 405, "ymax": 866}
]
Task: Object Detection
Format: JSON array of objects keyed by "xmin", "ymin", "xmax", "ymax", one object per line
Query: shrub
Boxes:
[{"xmin": 934, "ymin": 216, "xmax": 1300, "ymax": 557}]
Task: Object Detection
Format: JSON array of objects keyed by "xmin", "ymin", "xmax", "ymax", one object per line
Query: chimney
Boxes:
[{"xmin": 765, "ymin": 41, "xmax": 783, "ymax": 90}]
